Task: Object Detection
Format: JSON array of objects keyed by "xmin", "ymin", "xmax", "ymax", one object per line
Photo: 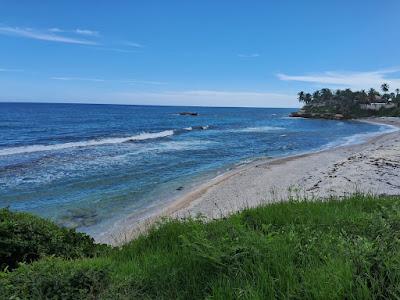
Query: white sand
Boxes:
[{"xmin": 97, "ymin": 117, "xmax": 400, "ymax": 245}]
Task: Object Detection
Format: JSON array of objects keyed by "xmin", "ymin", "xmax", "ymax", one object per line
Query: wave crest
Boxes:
[
  {"xmin": 0, "ymin": 130, "xmax": 175, "ymax": 156},
  {"xmin": 0, "ymin": 125, "xmax": 212, "ymax": 157}
]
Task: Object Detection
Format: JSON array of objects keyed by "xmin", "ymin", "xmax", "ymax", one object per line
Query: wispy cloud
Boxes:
[
  {"xmin": 48, "ymin": 27, "xmax": 99, "ymax": 36},
  {"xmin": 123, "ymin": 41, "xmax": 145, "ymax": 48},
  {"xmin": 48, "ymin": 27, "xmax": 64, "ymax": 33},
  {"xmin": 0, "ymin": 26, "xmax": 98, "ymax": 45},
  {"xmin": 75, "ymin": 29, "xmax": 99, "ymax": 37},
  {"xmin": 238, "ymin": 53, "xmax": 260, "ymax": 58},
  {"xmin": 277, "ymin": 68, "xmax": 400, "ymax": 90},
  {"xmin": 0, "ymin": 25, "xmax": 144, "ymax": 53}
]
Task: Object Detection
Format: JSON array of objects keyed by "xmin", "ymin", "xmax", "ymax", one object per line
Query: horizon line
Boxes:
[{"xmin": 0, "ymin": 100, "xmax": 298, "ymax": 110}]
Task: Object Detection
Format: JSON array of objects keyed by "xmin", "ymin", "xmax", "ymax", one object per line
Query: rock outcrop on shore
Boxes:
[{"xmin": 290, "ymin": 110, "xmax": 345, "ymax": 120}]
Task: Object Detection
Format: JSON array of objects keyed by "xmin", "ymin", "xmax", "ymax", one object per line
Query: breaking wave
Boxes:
[{"xmin": 0, "ymin": 125, "xmax": 211, "ymax": 156}]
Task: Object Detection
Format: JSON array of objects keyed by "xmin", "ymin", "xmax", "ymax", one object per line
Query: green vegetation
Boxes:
[
  {"xmin": 293, "ymin": 83, "xmax": 400, "ymax": 119},
  {"xmin": 0, "ymin": 208, "xmax": 106, "ymax": 270},
  {"xmin": 2, "ymin": 195, "xmax": 400, "ymax": 299}
]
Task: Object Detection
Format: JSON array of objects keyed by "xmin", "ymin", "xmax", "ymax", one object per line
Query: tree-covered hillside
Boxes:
[{"xmin": 292, "ymin": 83, "xmax": 400, "ymax": 119}]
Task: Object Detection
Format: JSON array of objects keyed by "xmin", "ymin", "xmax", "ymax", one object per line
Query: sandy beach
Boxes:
[{"xmin": 99, "ymin": 117, "xmax": 400, "ymax": 245}]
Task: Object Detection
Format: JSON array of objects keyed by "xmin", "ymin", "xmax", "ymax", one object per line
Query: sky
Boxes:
[{"xmin": 1, "ymin": 0, "xmax": 400, "ymax": 108}]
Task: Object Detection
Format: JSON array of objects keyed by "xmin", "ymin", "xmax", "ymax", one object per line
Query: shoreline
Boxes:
[{"xmin": 96, "ymin": 117, "xmax": 400, "ymax": 245}]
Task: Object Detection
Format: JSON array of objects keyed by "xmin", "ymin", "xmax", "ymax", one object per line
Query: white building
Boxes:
[{"xmin": 360, "ymin": 103, "xmax": 396, "ymax": 111}]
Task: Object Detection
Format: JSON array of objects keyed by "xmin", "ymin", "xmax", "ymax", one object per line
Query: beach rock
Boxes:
[
  {"xmin": 334, "ymin": 114, "xmax": 345, "ymax": 120},
  {"xmin": 290, "ymin": 111, "xmax": 346, "ymax": 120},
  {"xmin": 289, "ymin": 112, "xmax": 301, "ymax": 117},
  {"xmin": 290, "ymin": 111, "xmax": 307, "ymax": 118}
]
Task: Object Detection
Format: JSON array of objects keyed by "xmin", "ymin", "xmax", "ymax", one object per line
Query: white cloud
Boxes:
[
  {"xmin": 48, "ymin": 27, "xmax": 63, "ymax": 33},
  {"xmin": 75, "ymin": 29, "xmax": 100, "ymax": 36},
  {"xmin": 48, "ymin": 27, "xmax": 100, "ymax": 37},
  {"xmin": 112, "ymin": 90, "xmax": 297, "ymax": 108},
  {"xmin": 277, "ymin": 68, "xmax": 400, "ymax": 90},
  {"xmin": 124, "ymin": 41, "xmax": 144, "ymax": 48},
  {"xmin": 0, "ymin": 26, "xmax": 98, "ymax": 45},
  {"xmin": 238, "ymin": 53, "xmax": 260, "ymax": 58}
]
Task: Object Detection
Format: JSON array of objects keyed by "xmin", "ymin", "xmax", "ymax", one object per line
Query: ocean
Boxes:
[{"xmin": 0, "ymin": 103, "xmax": 391, "ymax": 236}]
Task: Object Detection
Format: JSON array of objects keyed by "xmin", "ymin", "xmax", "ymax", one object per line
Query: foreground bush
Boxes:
[
  {"xmin": 0, "ymin": 208, "xmax": 106, "ymax": 270},
  {"xmin": 2, "ymin": 195, "xmax": 400, "ymax": 299},
  {"xmin": 0, "ymin": 258, "xmax": 109, "ymax": 299}
]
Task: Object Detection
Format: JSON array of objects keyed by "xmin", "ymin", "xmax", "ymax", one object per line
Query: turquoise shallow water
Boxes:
[{"xmin": 0, "ymin": 103, "xmax": 390, "ymax": 235}]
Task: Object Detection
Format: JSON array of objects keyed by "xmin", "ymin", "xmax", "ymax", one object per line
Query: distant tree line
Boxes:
[{"xmin": 296, "ymin": 83, "xmax": 400, "ymax": 117}]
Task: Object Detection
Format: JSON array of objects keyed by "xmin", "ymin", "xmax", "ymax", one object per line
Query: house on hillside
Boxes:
[{"xmin": 360, "ymin": 102, "xmax": 396, "ymax": 111}]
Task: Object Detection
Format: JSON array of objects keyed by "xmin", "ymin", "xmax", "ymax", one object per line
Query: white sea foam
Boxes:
[
  {"xmin": 237, "ymin": 126, "xmax": 285, "ymax": 132},
  {"xmin": 322, "ymin": 124, "xmax": 398, "ymax": 150},
  {"xmin": 0, "ymin": 130, "xmax": 175, "ymax": 156},
  {"xmin": 158, "ymin": 140, "xmax": 213, "ymax": 151}
]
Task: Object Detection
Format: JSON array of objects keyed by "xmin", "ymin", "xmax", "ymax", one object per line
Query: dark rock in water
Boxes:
[
  {"xmin": 192, "ymin": 125, "xmax": 209, "ymax": 130},
  {"xmin": 176, "ymin": 186, "xmax": 184, "ymax": 191},
  {"xmin": 179, "ymin": 112, "xmax": 198, "ymax": 116},
  {"xmin": 289, "ymin": 111, "xmax": 302, "ymax": 117},
  {"xmin": 59, "ymin": 207, "xmax": 100, "ymax": 228}
]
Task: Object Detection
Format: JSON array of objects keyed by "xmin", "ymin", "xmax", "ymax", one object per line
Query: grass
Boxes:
[{"xmin": 2, "ymin": 194, "xmax": 400, "ymax": 299}]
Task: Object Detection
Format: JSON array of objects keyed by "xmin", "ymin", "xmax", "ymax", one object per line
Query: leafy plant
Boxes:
[
  {"xmin": 0, "ymin": 208, "xmax": 107, "ymax": 270},
  {"xmin": 0, "ymin": 258, "xmax": 109, "ymax": 299}
]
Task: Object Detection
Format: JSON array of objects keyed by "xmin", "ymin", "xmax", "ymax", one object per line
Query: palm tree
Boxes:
[
  {"xmin": 320, "ymin": 88, "xmax": 333, "ymax": 103},
  {"xmin": 312, "ymin": 91, "xmax": 320, "ymax": 103},
  {"xmin": 297, "ymin": 91, "xmax": 305, "ymax": 103},
  {"xmin": 357, "ymin": 90, "xmax": 369, "ymax": 104},
  {"xmin": 367, "ymin": 88, "xmax": 379, "ymax": 103},
  {"xmin": 304, "ymin": 93, "xmax": 312, "ymax": 104},
  {"xmin": 381, "ymin": 83, "xmax": 389, "ymax": 93}
]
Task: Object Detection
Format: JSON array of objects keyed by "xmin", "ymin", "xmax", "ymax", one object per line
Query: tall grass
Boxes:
[{"xmin": 2, "ymin": 194, "xmax": 400, "ymax": 299}]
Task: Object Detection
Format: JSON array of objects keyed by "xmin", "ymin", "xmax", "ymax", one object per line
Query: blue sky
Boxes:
[{"xmin": 1, "ymin": 0, "xmax": 400, "ymax": 107}]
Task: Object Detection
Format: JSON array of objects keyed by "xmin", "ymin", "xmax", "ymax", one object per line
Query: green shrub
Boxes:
[
  {"xmin": 0, "ymin": 258, "xmax": 109, "ymax": 299},
  {"xmin": 0, "ymin": 208, "xmax": 107, "ymax": 270},
  {"xmin": 3, "ymin": 196, "xmax": 400, "ymax": 299}
]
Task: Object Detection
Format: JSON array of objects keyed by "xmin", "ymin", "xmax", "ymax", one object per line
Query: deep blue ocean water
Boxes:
[{"xmin": 0, "ymin": 103, "xmax": 392, "ymax": 236}]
